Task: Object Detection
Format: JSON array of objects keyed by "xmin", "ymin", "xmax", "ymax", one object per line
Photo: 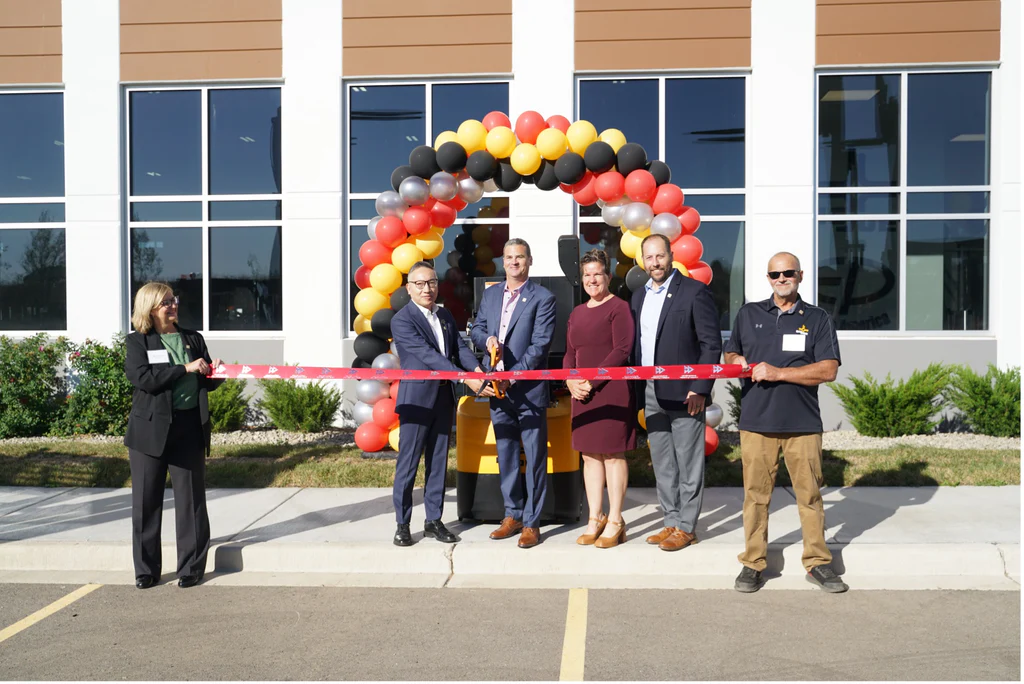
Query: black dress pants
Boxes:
[{"xmin": 128, "ymin": 407, "xmax": 210, "ymax": 579}]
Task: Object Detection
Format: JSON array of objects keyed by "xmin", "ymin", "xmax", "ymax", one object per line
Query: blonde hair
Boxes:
[{"xmin": 131, "ymin": 282, "xmax": 173, "ymax": 334}]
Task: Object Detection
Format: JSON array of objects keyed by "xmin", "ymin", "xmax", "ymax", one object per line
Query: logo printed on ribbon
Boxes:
[
  {"xmin": 626, "ymin": 367, "xmax": 636, "ymax": 375},
  {"xmin": 713, "ymin": 365, "xmax": 723, "ymax": 373},
  {"xmin": 569, "ymin": 369, "xmax": 580, "ymax": 375},
  {"xmin": 268, "ymin": 366, "xmax": 278, "ymax": 374},
  {"xmin": 684, "ymin": 365, "xmax": 694, "ymax": 373},
  {"xmin": 655, "ymin": 366, "xmax": 665, "ymax": 374},
  {"xmin": 598, "ymin": 368, "xmax": 608, "ymax": 375},
  {"xmin": 241, "ymin": 365, "xmax": 252, "ymax": 374},
  {"xmin": 294, "ymin": 367, "xmax": 305, "ymax": 375}
]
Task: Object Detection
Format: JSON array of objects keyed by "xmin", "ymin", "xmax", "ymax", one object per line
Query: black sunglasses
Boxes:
[{"xmin": 768, "ymin": 270, "xmax": 799, "ymax": 280}]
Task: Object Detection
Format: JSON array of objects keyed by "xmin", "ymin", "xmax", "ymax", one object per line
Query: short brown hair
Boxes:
[
  {"xmin": 640, "ymin": 233, "xmax": 672, "ymax": 257},
  {"xmin": 580, "ymin": 248, "xmax": 610, "ymax": 276},
  {"xmin": 130, "ymin": 282, "xmax": 173, "ymax": 334}
]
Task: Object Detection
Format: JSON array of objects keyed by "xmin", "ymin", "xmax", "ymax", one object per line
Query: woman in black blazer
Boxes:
[{"xmin": 124, "ymin": 282, "xmax": 222, "ymax": 590}]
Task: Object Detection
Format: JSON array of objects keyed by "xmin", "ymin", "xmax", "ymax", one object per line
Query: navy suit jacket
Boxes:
[
  {"xmin": 469, "ymin": 279, "xmax": 556, "ymax": 408},
  {"xmin": 630, "ymin": 273, "xmax": 723, "ymax": 410},
  {"xmin": 391, "ymin": 302, "xmax": 480, "ymax": 412}
]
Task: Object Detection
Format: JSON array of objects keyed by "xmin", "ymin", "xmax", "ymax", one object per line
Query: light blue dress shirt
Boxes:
[{"xmin": 639, "ymin": 270, "xmax": 676, "ymax": 367}]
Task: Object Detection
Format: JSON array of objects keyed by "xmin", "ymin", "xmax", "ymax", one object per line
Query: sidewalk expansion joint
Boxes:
[
  {"xmin": 441, "ymin": 543, "xmax": 456, "ymax": 588},
  {"xmin": 225, "ymin": 487, "xmax": 303, "ymax": 542}
]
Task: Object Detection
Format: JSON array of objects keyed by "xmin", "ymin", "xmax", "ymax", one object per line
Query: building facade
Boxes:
[{"xmin": 0, "ymin": 0, "xmax": 1018, "ymax": 429}]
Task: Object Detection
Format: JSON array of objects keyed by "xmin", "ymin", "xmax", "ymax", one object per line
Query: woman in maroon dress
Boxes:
[{"xmin": 564, "ymin": 249, "xmax": 636, "ymax": 548}]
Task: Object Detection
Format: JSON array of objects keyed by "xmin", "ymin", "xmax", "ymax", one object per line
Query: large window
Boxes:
[
  {"xmin": 126, "ymin": 87, "xmax": 283, "ymax": 332},
  {"xmin": 0, "ymin": 92, "xmax": 66, "ymax": 330},
  {"xmin": 577, "ymin": 76, "xmax": 746, "ymax": 331},
  {"xmin": 346, "ymin": 81, "xmax": 511, "ymax": 331},
  {"xmin": 817, "ymin": 71, "xmax": 990, "ymax": 332}
]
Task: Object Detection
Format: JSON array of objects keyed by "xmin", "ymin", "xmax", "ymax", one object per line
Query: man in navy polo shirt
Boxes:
[{"xmin": 724, "ymin": 251, "xmax": 848, "ymax": 594}]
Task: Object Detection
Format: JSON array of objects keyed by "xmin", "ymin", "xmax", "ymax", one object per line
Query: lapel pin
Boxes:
[{"xmin": 667, "ymin": 294, "xmax": 673, "ymax": 298}]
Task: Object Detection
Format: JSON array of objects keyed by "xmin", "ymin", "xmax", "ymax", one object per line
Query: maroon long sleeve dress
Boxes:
[{"xmin": 562, "ymin": 295, "xmax": 636, "ymax": 453}]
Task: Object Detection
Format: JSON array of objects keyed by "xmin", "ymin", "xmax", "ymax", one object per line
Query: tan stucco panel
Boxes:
[{"xmin": 0, "ymin": 0, "xmax": 62, "ymax": 84}]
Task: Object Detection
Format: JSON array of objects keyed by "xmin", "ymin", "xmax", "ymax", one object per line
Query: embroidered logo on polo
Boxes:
[{"xmin": 796, "ymin": 324, "xmax": 810, "ymax": 334}]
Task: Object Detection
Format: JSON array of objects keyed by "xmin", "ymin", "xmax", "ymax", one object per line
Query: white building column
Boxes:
[
  {"xmin": 62, "ymin": 0, "xmax": 122, "ymax": 341},
  {"xmin": 281, "ymin": 0, "xmax": 344, "ymax": 367},
  {"xmin": 747, "ymin": 0, "xmax": 817, "ymax": 302},
  {"xmin": 508, "ymin": 0, "xmax": 576, "ymax": 276}
]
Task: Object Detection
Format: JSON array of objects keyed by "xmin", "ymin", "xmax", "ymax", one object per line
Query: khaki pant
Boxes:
[{"xmin": 738, "ymin": 431, "xmax": 831, "ymax": 572}]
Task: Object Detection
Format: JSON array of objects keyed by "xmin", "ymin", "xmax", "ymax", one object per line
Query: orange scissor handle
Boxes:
[{"xmin": 489, "ymin": 345, "xmax": 505, "ymax": 399}]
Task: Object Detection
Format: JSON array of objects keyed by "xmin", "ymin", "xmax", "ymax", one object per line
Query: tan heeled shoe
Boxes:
[
  {"xmin": 594, "ymin": 519, "xmax": 627, "ymax": 548},
  {"xmin": 575, "ymin": 513, "xmax": 608, "ymax": 545}
]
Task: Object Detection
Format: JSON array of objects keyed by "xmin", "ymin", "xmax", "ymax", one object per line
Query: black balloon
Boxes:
[
  {"xmin": 436, "ymin": 141, "xmax": 468, "ymax": 174},
  {"xmin": 466, "ymin": 150, "xmax": 498, "ymax": 181},
  {"xmin": 554, "ymin": 152, "xmax": 587, "ymax": 185},
  {"xmin": 648, "ymin": 160, "xmax": 672, "ymax": 186},
  {"xmin": 461, "ymin": 223, "xmax": 476, "ymax": 235},
  {"xmin": 353, "ymin": 358, "xmax": 373, "ymax": 369},
  {"xmin": 584, "ymin": 141, "xmax": 616, "ymax": 174},
  {"xmin": 495, "ymin": 160, "xmax": 523, "ymax": 192},
  {"xmin": 532, "ymin": 160, "xmax": 560, "ymax": 191},
  {"xmin": 458, "ymin": 255, "xmax": 477, "ymax": 272},
  {"xmin": 616, "ymin": 143, "xmax": 647, "ymax": 176},
  {"xmin": 390, "ymin": 164, "xmax": 415, "ymax": 192},
  {"xmin": 390, "ymin": 287, "xmax": 410, "ymax": 310},
  {"xmin": 354, "ymin": 331, "xmax": 389, "ymax": 363},
  {"xmin": 370, "ymin": 308, "xmax": 396, "ymax": 340},
  {"xmin": 625, "ymin": 265, "xmax": 651, "ymax": 292},
  {"xmin": 454, "ymin": 233, "xmax": 472, "ymax": 252},
  {"xmin": 409, "ymin": 145, "xmax": 441, "ymax": 179}
]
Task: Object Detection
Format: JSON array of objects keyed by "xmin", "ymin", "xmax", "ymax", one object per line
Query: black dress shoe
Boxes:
[
  {"xmin": 177, "ymin": 575, "xmax": 201, "ymax": 588},
  {"xmin": 423, "ymin": 519, "xmax": 459, "ymax": 544},
  {"xmin": 135, "ymin": 575, "xmax": 157, "ymax": 590},
  {"xmin": 393, "ymin": 523, "xmax": 414, "ymax": 547}
]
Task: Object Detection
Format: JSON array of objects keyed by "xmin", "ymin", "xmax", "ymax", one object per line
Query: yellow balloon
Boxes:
[
  {"xmin": 369, "ymin": 263, "xmax": 402, "ymax": 294},
  {"xmin": 478, "ymin": 206, "xmax": 496, "ymax": 219},
  {"xmin": 354, "ymin": 314, "xmax": 372, "ymax": 335},
  {"xmin": 485, "ymin": 126, "xmax": 517, "ymax": 159},
  {"xmin": 391, "ymin": 243, "xmax": 425, "ymax": 273},
  {"xmin": 457, "ymin": 120, "xmax": 488, "ymax": 154},
  {"xmin": 615, "ymin": 261, "xmax": 630, "ymax": 279},
  {"xmin": 628, "ymin": 226, "xmax": 651, "ymax": 238},
  {"xmin": 536, "ymin": 128, "xmax": 568, "ymax": 160},
  {"xmin": 472, "ymin": 224, "xmax": 490, "ymax": 246},
  {"xmin": 510, "ymin": 143, "xmax": 542, "ymax": 176},
  {"xmin": 599, "ymin": 128, "xmax": 627, "ymax": 153},
  {"xmin": 478, "ymin": 260, "xmax": 496, "ymax": 276},
  {"xmin": 673, "ymin": 261, "xmax": 690, "ymax": 277},
  {"xmin": 414, "ymin": 229, "xmax": 444, "ymax": 259},
  {"xmin": 354, "ymin": 287, "xmax": 389, "ymax": 317},
  {"xmin": 566, "ymin": 120, "xmax": 598, "ymax": 155},
  {"xmin": 388, "ymin": 426, "xmax": 400, "ymax": 451},
  {"xmin": 433, "ymin": 130, "xmax": 458, "ymax": 148},
  {"xmin": 474, "ymin": 245, "xmax": 494, "ymax": 262},
  {"xmin": 620, "ymin": 231, "xmax": 642, "ymax": 259},
  {"xmin": 637, "ymin": 409, "xmax": 646, "ymax": 430}
]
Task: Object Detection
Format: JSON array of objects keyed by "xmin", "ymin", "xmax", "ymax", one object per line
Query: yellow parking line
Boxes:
[
  {"xmin": 0, "ymin": 584, "xmax": 102, "ymax": 645},
  {"xmin": 559, "ymin": 588, "xmax": 588, "ymax": 681}
]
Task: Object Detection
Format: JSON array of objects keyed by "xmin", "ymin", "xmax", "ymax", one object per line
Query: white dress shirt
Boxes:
[{"xmin": 414, "ymin": 301, "xmax": 446, "ymax": 357}]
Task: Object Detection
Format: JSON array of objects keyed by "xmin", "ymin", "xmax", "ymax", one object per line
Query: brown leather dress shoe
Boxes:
[
  {"xmin": 518, "ymin": 527, "xmax": 541, "ymax": 548},
  {"xmin": 576, "ymin": 514, "xmax": 608, "ymax": 545},
  {"xmin": 645, "ymin": 526, "xmax": 677, "ymax": 545},
  {"xmin": 490, "ymin": 516, "xmax": 524, "ymax": 540},
  {"xmin": 658, "ymin": 528, "xmax": 698, "ymax": 551}
]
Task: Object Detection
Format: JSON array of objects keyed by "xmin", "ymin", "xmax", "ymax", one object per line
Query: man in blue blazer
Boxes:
[
  {"xmin": 390, "ymin": 261, "xmax": 494, "ymax": 547},
  {"xmin": 470, "ymin": 238, "xmax": 557, "ymax": 548},
  {"xmin": 631, "ymin": 234, "xmax": 723, "ymax": 552}
]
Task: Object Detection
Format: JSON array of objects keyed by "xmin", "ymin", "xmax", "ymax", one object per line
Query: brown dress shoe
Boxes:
[
  {"xmin": 658, "ymin": 528, "xmax": 698, "ymax": 552},
  {"xmin": 594, "ymin": 519, "xmax": 626, "ymax": 549},
  {"xmin": 490, "ymin": 516, "xmax": 524, "ymax": 540},
  {"xmin": 576, "ymin": 514, "xmax": 608, "ymax": 545},
  {"xmin": 645, "ymin": 526, "xmax": 677, "ymax": 545},
  {"xmin": 518, "ymin": 527, "xmax": 541, "ymax": 548}
]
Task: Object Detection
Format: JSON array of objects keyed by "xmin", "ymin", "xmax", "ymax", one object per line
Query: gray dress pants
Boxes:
[{"xmin": 644, "ymin": 382, "xmax": 706, "ymax": 533}]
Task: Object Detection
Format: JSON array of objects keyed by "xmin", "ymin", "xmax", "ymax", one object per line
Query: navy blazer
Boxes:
[
  {"xmin": 469, "ymin": 279, "xmax": 557, "ymax": 407},
  {"xmin": 391, "ymin": 303, "xmax": 480, "ymax": 412},
  {"xmin": 630, "ymin": 273, "xmax": 723, "ymax": 410}
]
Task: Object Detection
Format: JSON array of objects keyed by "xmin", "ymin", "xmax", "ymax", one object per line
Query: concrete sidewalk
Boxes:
[{"xmin": 0, "ymin": 485, "xmax": 1018, "ymax": 591}]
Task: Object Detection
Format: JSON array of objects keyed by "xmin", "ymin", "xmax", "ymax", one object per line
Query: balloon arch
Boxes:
[{"xmin": 350, "ymin": 110, "xmax": 717, "ymax": 454}]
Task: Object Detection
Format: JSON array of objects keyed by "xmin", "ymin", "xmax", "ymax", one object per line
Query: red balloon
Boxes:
[
  {"xmin": 546, "ymin": 114, "xmax": 571, "ymax": 133},
  {"xmin": 444, "ymin": 196, "xmax": 468, "ymax": 212},
  {"xmin": 430, "ymin": 201, "xmax": 457, "ymax": 228},
  {"xmin": 372, "ymin": 398, "xmax": 400, "ymax": 430},
  {"xmin": 359, "ymin": 240, "xmax": 393, "ymax": 269},
  {"xmin": 652, "ymin": 184, "xmax": 685, "ymax": 215},
  {"xmin": 355, "ymin": 422, "xmax": 388, "ymax": 452},
  {"xmin": 438, "ymin": 280, "xmax": 457, "ymax": 300},
  {"xmin": 672, "ymin": 234, "xmax": 703, "ymax": 267},
  {"xmin": 482, "ymin": 111, "xmax": 512, "ymax": 131},
  {"xmin": 594, "ymin": 171, "xmax": 626, "ymax": 203},
  {"xmin": 688, "ymin": 260, "xmax": 713, "ymax": 285},
  {"xmin": 704, "ymin": 425, "xmax": 719, "ymax": 457},
  {"xmin": 624, "ymin": 169, "xmax": 657, "ymax": 203},
  {"xmin": 354, "ymin": 265, "xmax": 372, "ymax": 289},
  {"xmin": 677, "ymin": 206, "xmax": 701, "ymax": 235},
  {"xmin": 375, "ymin": 216, "xmax": 408, "ymax": 248},
  {"xmin": 570, "ymin": 170, "xmax": 594, "ymax": 193},
  {"xmin": 514, "ymin": 110, "xmax": 548, "ymax": 145},
  {"xmin": 390, "ymin": 381, "xmax": 400, "ymax": 401},
  {"xmin": 559, "ymin": 182, "xmax": 575, "ymax": 194},
  {"xmin": 572, "ymin": 174, "xmax": 600, "ymax": 206},
  {"xmin": 490, "ymin": 225, "xmax": 509, "ymax": 253},
  {"xmin": 402, "ymin": 206, "xmax": 431, "ymax": 236},
  {"xmin": 581, "ymin": 224, "xmax": 602, "ymax": 244}
]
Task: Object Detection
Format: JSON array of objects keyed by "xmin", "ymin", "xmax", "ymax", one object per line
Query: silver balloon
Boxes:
[
  {"xmin": 622, "ymin": 202, "xmax": 654, "ymax": 232},
  {"xmin": 602, "ymin": 197, "xmax": 630, "ymax": 227},
  {"xmin": 650, "ymin": 212, "xmax": 682, "ymax": 242},
  {"xmin": 390, "ymin": 341, "xmax": 399, "ymax": 355},
  {"xmin": 447, "ymin": 251, "xmax": 460, "ymax": 268},
  {"xmin": 457, "ymin": 175, "xmax": 484, "ymax": 204},
  {"xmin": 706, "ymin": 403, "xmax": 724, "ymax": 429},
  {"xmin": 429, "ymin": 172, "xmax": 458, "ymax": 201},
  {"xmin": 399, "ymin": 176, "xmax": 430, "ymax": 206},
  {"xmin": 356, "ymin": 379, "xmax": 390, "ymax": 405},
  {"xmin": 482, "ymin": 178, "xmax": 499, "ymax": 193},
  {"xmin": 596, "ymin": 198, "xmax": 606, "ymax": 208},
  {"xmin": 352, "ymin": 400, "xmax": 374, "ymax": 425},
  {"xmin": 375, "ymin": 190, "xmax": 407, "ymax": 218},
  {"xmin": 372, "ymin": 352, "xmax": 401, "ymax": 371},
  {"xmin": 366, "ymin": 216, "xmax": 381, "ymax": 241}
]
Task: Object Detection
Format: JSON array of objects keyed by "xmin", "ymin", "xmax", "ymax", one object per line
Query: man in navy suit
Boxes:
[
  {"xmin": 631, "ymin": 234, "xmax": 722, "ymax": 552},
  {"xmin": 470, "ymin": 238, "xmax": 557, "ymax": 548},
  {"xmin": 390, "ymin": 261, "xmax": 494, "ymax": 547}
]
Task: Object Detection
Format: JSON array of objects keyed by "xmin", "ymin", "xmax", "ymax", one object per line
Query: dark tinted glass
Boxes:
[
  {"xmin": 130, "ymin": 90, "xmax": 202, "ymax": 196},
  {"xmin": 817, "ymin": 220, "xmax": 899, "ymax": 330},
  {"xmin": 908, "ymin": 73, "xmax": 990, "ymax": 186},
  {"xmin": 0, "ymin": 203, "xmax": 65, "ymax": 223},
  {"xmin": 817, "ymin": 193, "xmax": 899, "ymax": 215},
  {"xmin": 209, "ymin": 226, "xmax": 282, "ymax": 330},
  {"xmin": 209, "ymin": 200, "xmax": 282, "ymax": 221},
  {"xmin": 432, "ymin": 83, "xmax": 509, "ymax": 141},
  {"xmin": 907, "ymin": 219, "xmax": 988, "ymax": 330},
  {"xmin": 129, "ymin": 202, "xmax": 202, "ymax": 222},
  {"xmin": 349, "ymin": 85, "xmax": 425, "ymax": 193},
  {"xmin": 818, "ymin": 75, "xmax": 900, "ymax": 187},
  {"xmin": 458, "ymin": 196, "xmax": 510, "ymax": 221},
  {"xmin": 665, "ymin": 78, "xmax": 744, "ymax": 189},
  {"xmin": 579, "ymin": 204, "xmax": 602, "ymax": 218},
  {"xmin": 0, "ymin": 93, "xmax": 65, "ymax": 198},
  {"xmin": 907, "ymin": 192, "xmax": 989, "ymax": 214},
  {"xmin": 684, "ymin": 194, "xmax": 745, "ymax": 216},
  {"xmin": 579, "ymin": 79, "xmax": 658, "ymax": 160},
  {"xmin": 209, "ymin": 88, "xmax": 282, "ymax": 195},
  {"xmin": 700, "ymin": 221, "xmax": 744, "ymax": 331},
  {"xmin": 349, "ymin": 199, "xmax": 378, "ymax": 220},
  {"xmin": 130, "ymin": 227, "xmax": 203, "ymax": 330},
  {"xmin": 0, "ymin": 228, "xmax": 66, "ymax": 330}
]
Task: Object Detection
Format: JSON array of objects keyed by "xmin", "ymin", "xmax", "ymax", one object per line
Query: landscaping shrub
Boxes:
[
  {"xmin": 725, "ymin": 382, "xmax": 743, "ymax": 427},
  {"xmin": 208, "ymin": 379, "xmax": 249, "ymax": 433},
  {"xmin": 947, "ymin": 364, "xmax": 1021, "ymax": 437},
  {"xmin": 0, "ymin": 333, "xmax": 70, "ymax": 438},
  {"xmin": 255, "ymin": 379, "xmax": 341, "ymax": 432},
  {"xmin": 829, "ymin": 363, "xmax": 950, "ymax": 437},
  {"xmin": 53, "ymin": 335, "xmax": 133, "ymax": 436}
]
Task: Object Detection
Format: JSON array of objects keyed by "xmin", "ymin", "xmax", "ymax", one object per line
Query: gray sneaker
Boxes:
[
  {"xmin": 734, "ymin": 566, "xmax": 765, "ymax": 593},
  {"xmin": 806, "ymin": 564, "xmax": 849, "ymax": 593}
]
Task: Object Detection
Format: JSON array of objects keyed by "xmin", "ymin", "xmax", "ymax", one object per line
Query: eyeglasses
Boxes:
[
  {"xmin": 409, "ymin": 279, "xmax": 439, "ymax": 290},
  {"xmin": 156, "ymin": 296, "xmax": 180, "ymax": 309},
  {"xmin": 767, "ymin": 270, "xmax": 799, "ymax": 280}
]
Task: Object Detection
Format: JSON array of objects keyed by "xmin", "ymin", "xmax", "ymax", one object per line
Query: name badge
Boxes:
[
  {"xmin": 147, "ymin": 349, "xmax": 170, "ymax": 364},
  {"xmin": 782, "ymin": 334, "xmax": 806, "ymax": 353}
]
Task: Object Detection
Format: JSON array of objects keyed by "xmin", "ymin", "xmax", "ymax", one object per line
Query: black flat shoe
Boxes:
[
  {"xmin": 135, "ymin": 575, "xmax": 157, "ymax": 590},
  {"xmin": 393, "ymin": 523, "xmax": 414, "ymax": 547},
  {"xmin": 177, "ymin": 575, "xmax": 201, "ymax": 588},
  {"xmin": 423, "ymin": 519, "xmax": 459, "ymax": 544}
]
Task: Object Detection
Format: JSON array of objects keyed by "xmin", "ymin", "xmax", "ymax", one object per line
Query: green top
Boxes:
[{"xmin": 159, "ymin": 333, "xmax": 199, "ymax": 410}]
